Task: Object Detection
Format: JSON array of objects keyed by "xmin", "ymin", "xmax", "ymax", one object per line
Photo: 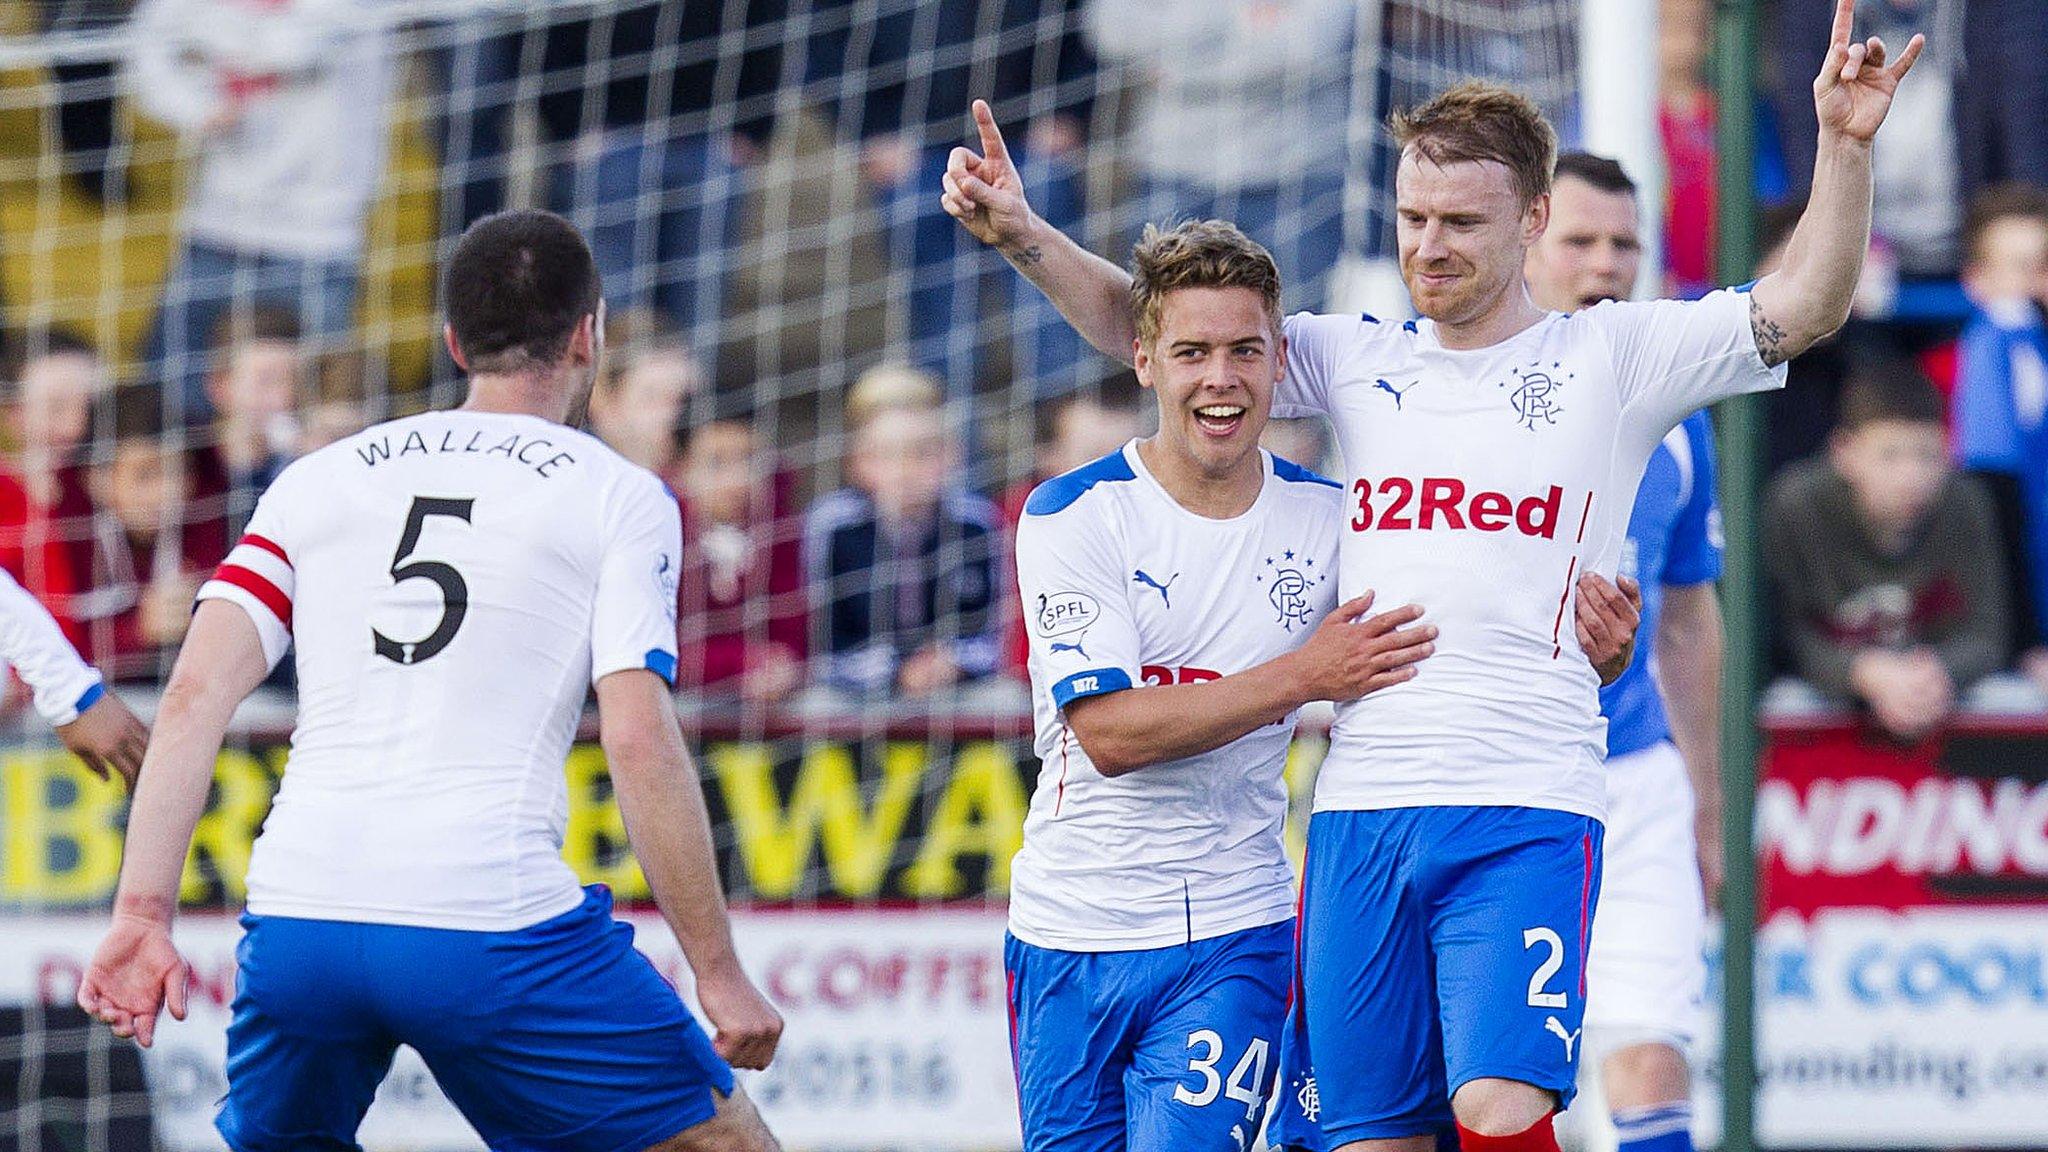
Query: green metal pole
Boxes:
[{"xmin": 1711, "ymin": 3, "xmax": 1761, "ymax": 1152}]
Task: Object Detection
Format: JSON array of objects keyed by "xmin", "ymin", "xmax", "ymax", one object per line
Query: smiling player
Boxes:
[
  {"xmin": 1007, "ymin": 221, "xmax": 1639, "ymax": 1152},
  {"xmin": 946, "ymin": 2, "xmax": 1921, "ymax": 1149}
]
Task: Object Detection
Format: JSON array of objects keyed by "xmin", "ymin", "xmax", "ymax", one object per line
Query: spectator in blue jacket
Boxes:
[
  {"xmin": 1951, "ymin": 182, "xmax": 2048, "ymax": 696},
  {"xmin": 804, "ymin": 366, "xmax": 1003, "ymax": 701}
]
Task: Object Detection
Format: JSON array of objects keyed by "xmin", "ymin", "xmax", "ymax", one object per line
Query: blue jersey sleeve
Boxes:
[
  {"xmin": 1663, "ymin": 412, "xmax": 1723, "ymax": 586},
  {"xmin": 1953, "ymin": 316, "xmax": 2025, "ymax": 472},
  {"xmin": 1015, "ymin": 487, "xmax": 1142, "ymax": 712}
]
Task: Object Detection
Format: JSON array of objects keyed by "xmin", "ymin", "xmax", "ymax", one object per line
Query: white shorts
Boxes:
[{"xmin": 1583, "ymin": 739, "xmax": 1707, "ymax": 1054}]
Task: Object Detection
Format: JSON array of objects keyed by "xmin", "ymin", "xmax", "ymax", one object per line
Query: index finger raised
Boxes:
[
  {"xmin": 972, "ymin": 99, "xmax": 1012, "ymax": 165},
  {"xmin": 1830, "ymin": 0, "xmax": 1855, "ymax": 50}
]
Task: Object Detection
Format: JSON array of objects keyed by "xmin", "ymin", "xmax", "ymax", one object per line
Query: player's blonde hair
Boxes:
[
  {"xmin": 1391, "ymin": 81, "xmax": 1557, "ymax": 207},
  {"xmin": 1129, "ymin": 220, "xmax": 1283, "ymax": 349}
]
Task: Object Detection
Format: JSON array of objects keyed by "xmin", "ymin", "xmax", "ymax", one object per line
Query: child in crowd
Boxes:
[
  {"xmin": 0, "ymin": 331, "xmax": 109, "ymax": 645},
  {"xmin": 806, "ymin": 365, "xmax": 1003, "ymax": 701},
  {"xmin": 1767, "ymin": 361, "xmax": 2011, "ymax": 738},
  {"xmin": 80, "ymin": 385, "xmax": 229, "ymax": 682},
  {"xmin": 1951, "ymin": 182, "xmax": 2048, "ymax": 697},
  {"xmin": 673, "ymin": 411, "xmax": 806, "ymax": 706},
  {"xmin": 204, "ymin": 306, "xmax": 302, "ymax": 531}
]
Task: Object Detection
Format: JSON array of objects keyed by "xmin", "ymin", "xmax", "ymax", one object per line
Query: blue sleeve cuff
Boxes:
[
  {"xmin": 1050, "ymin": 668, "xmax": 1132, "ymax": 710},
  {"xmin": 642, "ymin": 649, "xmax": 678, "ymax": 686},
  {"xmin": 72, "ymin": 681, "xmax": 104, "ymax": 716}
]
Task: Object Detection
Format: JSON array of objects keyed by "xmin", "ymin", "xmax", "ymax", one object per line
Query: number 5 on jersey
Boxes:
[{"xmin": 374, "ymin": 496, "xmax": 474, "ymax": 666}]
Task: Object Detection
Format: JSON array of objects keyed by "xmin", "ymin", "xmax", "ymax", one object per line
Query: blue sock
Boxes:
[{"xmin": 1613, "ymin": 1103, "xmax": 1693, "ymax": 1152}]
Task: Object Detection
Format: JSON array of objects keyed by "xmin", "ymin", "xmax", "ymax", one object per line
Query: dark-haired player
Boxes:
[{"xmin": 78, "ymin": 210, "xmax": 785, "ymax": 1152}]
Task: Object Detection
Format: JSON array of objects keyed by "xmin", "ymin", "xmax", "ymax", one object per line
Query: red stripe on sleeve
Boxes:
[
  {"xmin": 213, "ymin": 564, "xmax": 293, "ymax": 631},
  {"xmin": 241, "ymin": 534, "xmax": 290, "ymax": 567}
]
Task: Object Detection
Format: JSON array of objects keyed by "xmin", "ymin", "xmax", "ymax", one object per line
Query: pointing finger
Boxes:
[
  {"xmin": 1829, "ymin": 0, "xmax": 1854, "ymax": 50},
  {"xmin": 973, "ymin": 99, "xmax": 1012, "ymax": 167}
]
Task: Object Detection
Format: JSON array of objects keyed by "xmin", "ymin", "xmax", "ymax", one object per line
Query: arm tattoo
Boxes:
[
  {"xmin": 1001, "ymin": 243, "xmax": 1044, "ymax": 268},
  {"xmin": 1750, "ymin": 292, "xmax": 1792, "ymax": 368}
]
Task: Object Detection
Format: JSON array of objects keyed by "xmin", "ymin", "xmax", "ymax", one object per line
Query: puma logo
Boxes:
[
  {"xmin": 1133, "ymin": 569, "xmax": 1178, "ymax": 608},
  {"xmin": 1544, "ymin": 1016, "xmax": 1581, "ymax": 1061},
  {"xmin": 1374, "ymin": 378, "xmax": 1420, "ymax": 410},
  {"xmin": 1050, "ymin": 637, "xmax": 1088, "ymax": 659}
]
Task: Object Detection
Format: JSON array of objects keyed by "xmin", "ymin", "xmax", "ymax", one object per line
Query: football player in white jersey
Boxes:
[
  {"xmin": 944, "ymin": 2, "xmax": 1919, "ymax": 1149},
  {"xmin": 0, "ymin": 566, "xmax": 148, "ymax": 785},
  {"xmin": 1008, "ymin": 218, "xmax": 1437, "ymax": 1151},
  {"xmin": 1523, "ymin": 152, "xmax": 1725, "ymax": 1152},
  {"xmin": 77, "ymin": 211, "xmax": 785, "ymax": 1152},
  {"xmin": 1007, "ymin": 221, "xmax": 1638, "ymax": 1152}
]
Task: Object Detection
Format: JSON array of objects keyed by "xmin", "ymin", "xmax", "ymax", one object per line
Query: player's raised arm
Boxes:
[
  {"xmin": 1746, "ymin": 0, "xmax": 1923, "ymax": 366},
  {"xmin": 78, "ymin": 600, "xmax": 272, "ymax": 1047},
  {"xmin": 943, "ymin": 98, "xmax": 1139, "ymax": 363}
]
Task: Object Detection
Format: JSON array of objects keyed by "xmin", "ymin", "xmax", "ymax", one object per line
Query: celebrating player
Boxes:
[
  {"xmin": 1009, "ymin": 219, "xmax": 1639, "ymax": 1152},
  {"xmin": 77, "ymin": 211, "xmax": 784, "ymax": 1152},
  {"xmin": 0, "ymin": 566, "xmax": 148, "ymax": 787},
  {"xmin": 1009, "ymin": 218, "xmax": 1431, "ymax": 1151},
  {"xmin": 1523, "ymin": 152, "xmax": 1725, "ymax": 1152},
  {"xmin": 945, "ymin": 1, "xmax": 1919, "ymax": 1149}
]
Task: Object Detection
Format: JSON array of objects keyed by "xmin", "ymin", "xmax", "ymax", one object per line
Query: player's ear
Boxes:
[
  {"xmin": 567, "ymin": 312, "xmax": 599, "ymax": 367},
  {"xmin": 442, "ymin": 324, "xmax": 469, "ymax": 373},
  {"xmin": 1524, "ymin": 191, "xmax": 1551, "ymax": 246},
  {"xmin": 1132, "ymin": 338, "xmax": 1155, "ymax": 390}
]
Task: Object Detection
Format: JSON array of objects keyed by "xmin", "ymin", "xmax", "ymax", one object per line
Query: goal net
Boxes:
[{"xmin": 0, "ymin": 1, "xmax": 1592, "ymax": 1148}]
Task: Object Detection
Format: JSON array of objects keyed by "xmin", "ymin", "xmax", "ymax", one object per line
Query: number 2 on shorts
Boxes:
[{"xmin": 1523, "ymin": 926, "xmax": 1568, "ymax": 1009}]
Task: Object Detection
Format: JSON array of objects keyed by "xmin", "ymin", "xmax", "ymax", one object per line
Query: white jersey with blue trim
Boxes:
[
  {"xmin": 1009, "ymin": 441, "xmax": 1342, "ymax": 951},
  {"xmin": 1276, "ymin": 287, "xmax": 1784, "ymax": 819},
  {"xmin": 196, "ymin": 410, "xmax": 683, "ymax": 931}
]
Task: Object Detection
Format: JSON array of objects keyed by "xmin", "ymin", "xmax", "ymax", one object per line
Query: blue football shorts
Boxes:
[
  {"xmin": 1005, "ymin": 918, "xmax": 1292, "ymax": 1152},
  {"xmin": 217, "ymin": 885, "xmax": 734, "ymax": 1152},
  {"xmin": 1267, "ymin": 806, "xmax": 1604, "ymax": 1149}
]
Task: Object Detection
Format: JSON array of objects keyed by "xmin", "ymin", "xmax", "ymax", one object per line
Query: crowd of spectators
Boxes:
[{"xmin": 2, "ymin": 0, "xmax": 2046, "ymax": 730}]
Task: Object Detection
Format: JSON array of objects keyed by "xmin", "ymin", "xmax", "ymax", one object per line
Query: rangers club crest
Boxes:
[
  {"xmin": 1503, "ymin": 362, "xmax": 1572, "ymax": 430},
  {"xmin": 1257, "ymin": 550, "xmax": 1326, "ymax": 631}
]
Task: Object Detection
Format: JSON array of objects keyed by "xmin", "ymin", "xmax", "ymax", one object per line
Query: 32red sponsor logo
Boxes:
[
  {"xmin": 1140, "ymin": 665, "xmax": 1220, "ymax": 686},
  {"xmin": 1350, "ymin": 476, "xmax": 1566, "ymax": 539}
]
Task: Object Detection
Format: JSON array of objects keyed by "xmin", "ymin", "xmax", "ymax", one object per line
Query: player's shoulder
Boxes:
[
  {"xmin": 1283, "ymin": 308, "xmax": 1413, "ymax": 349},
  {"xmin": 1022, "ymin": 444, "xmax": 1140, "ymax": 519},
  {"xmin": 1265, "ymin": 451, "xmax": 1344, "ymax": 510}
]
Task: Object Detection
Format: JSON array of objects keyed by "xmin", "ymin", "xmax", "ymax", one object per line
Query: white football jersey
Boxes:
[
  {"xmin": 1276, "ymin": 287, "xmax": 1785, "ymax": 819},
  {"xmin": 1009, "ymin": 442, "xmax": 1342, "ymax": 951},
  {"xmin": 197, "ymin": 410, "xmax": 682, "ymax": 931}
]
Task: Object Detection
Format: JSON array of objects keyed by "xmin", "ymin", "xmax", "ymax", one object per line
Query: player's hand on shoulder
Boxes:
[
  {"xmin": 57, "ymin": 690, "xmax": 150, "ymax": 790},
  {"xmin": 942, "ymin": 99, "xmax": 1034, "ymax": 250},
  {"xmin": 1575, "ymin": 573, "xmax": 1641, "ymax": 686},
  {"xmin": 695, "ymin": 963, "xmax": 784, "ymax": 1071},
  {"xmin": 1293, "ymin": 592, "xmax": 1435, "ymax": 702},
  {"xmin": 77, "ymin": 910, "xmax": 189, "ymax": 1049}
]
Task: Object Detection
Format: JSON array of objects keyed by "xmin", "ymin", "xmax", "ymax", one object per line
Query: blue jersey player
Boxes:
[{"xmin": 1526, "ymin": 153, "xmax": 1727, "ymax": 1152}]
